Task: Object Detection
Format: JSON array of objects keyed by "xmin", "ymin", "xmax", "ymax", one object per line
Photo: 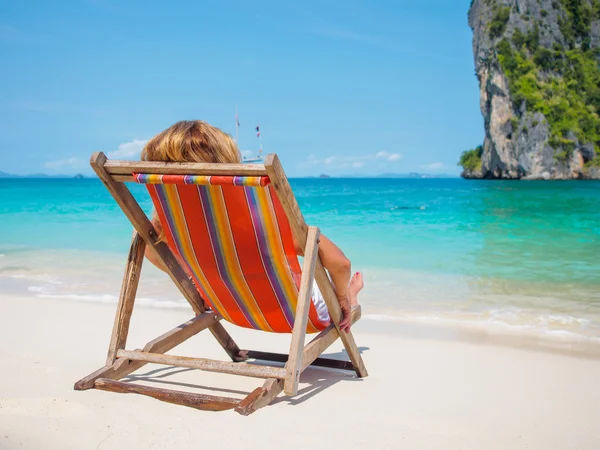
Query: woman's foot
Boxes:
[{"xmin": 348, "ymin": 272, "xmax": 364, "ymax": 310}]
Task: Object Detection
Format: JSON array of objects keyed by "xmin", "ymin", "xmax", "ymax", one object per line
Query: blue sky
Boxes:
[{"xmin": 0, "ymin": 0, "xmax": 483, "ymax": 176}]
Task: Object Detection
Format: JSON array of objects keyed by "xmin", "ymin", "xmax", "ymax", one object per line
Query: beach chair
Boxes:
[{"xmin": 74, "ymin": 152, "xmax": 368, "ymax": 415}]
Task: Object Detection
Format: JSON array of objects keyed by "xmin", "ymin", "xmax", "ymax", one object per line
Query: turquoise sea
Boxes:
[{"xmin": 1, "ymin": 178, "xmax": 600, "ymax": 342}]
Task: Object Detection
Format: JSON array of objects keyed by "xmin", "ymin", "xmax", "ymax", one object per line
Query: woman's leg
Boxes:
[
  {"xmin": 348, "ymin": 272, "xmax": 364, "ymax": 310},
  {"xmin": 295, "ymin": 233, "xmax": 362, "ymax": 332}
]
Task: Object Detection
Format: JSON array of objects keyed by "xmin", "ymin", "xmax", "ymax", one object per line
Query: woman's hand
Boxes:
[{"xmin": 337, "ymin": 293, "xmax": 352, "ymax": 333}]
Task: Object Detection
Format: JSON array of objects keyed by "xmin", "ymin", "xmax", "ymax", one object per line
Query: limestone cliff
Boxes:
[{"xmin": 463, "ymin": 0, "xmax": 600, "ymax": 179}]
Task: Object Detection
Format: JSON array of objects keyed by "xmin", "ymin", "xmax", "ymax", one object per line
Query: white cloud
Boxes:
[
  {"xmin": 43, "ymin": 157, "xmax": 85, "ymax": 172},
  {"xmin": 307, "ymin": 155, "xmax": 359, "ymax": 165},
  {"xmin": 421, "ymin": 162, "xmax": 444, "ymax": 170},
  {"xmin": 107, "ymin": 139, "xmax": 148, "ymax": 159},
  {"xmin": 303, "ymin": 151, "xmax": 403, "ymax": 169},
  {"xmin": 376, "ymin": 151, "xmax": 402, "ymax": 162},
  {"xmin": 42, "ymin": 138, "xmax": 148, "ymax": 173}
]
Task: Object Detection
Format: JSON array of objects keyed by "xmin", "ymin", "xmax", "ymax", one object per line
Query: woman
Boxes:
[{"xmin": 142, "ymin": 120, "xmax": 363, "ymax": 333}]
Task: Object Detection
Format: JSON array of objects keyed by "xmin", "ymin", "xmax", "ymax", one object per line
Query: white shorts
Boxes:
[{"xmin": 311, "ymin": 280, "xmax": 331, "ymax": 323}]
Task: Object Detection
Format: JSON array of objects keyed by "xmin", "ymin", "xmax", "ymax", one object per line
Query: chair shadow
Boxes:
[
  {"xmin": 123, "ymin": 366, "xmax": 250, "ymax": 396},
  {"xmin": 273, "ymin": 346, "xmax": 370, "ymax": 407},
  {"xmin": 120, "ymin": 346, "xmax": 370, "ymax": 407},
  {"xmin": 318, "ymin": 346, "xmax": 370, "ymax": 361}
]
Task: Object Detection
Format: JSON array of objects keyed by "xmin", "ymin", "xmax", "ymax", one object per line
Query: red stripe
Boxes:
[
  {"xmin": 161, "ymin": 174, "xmax": 188, "ymax": 184},
  {"xmin": 221, "ymin": 185, "xmax": 292, "ymax": 332},
  {"xmin": 176, "ymin": 184, "xmax": 253, "ymax": 328},
  {"xmin": 209, "ymin": 176, "xmax": 234, "ymax": 185}
]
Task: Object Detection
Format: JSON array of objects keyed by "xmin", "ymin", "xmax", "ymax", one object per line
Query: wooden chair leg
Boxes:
[
  {"xmin": 90, "ymin": 152, "xmax": 243, "ymax": 362},
  {"xmin": 314, "ymin": 262, "xmax": 368, "ymax": 378},
  {"xmin": 236, "ymin": 379, "xmax": 284, "ymax": 416},
  {"xmin": 283, "ymin": 226, "xmax": 320, "ymax": 395},
  {"xmin": 106, "ymin": 232, "xmax": 145, "ymax": 365}
]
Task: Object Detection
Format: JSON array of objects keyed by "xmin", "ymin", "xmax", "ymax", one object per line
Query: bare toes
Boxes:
[{"xmin": 350, "ymin": 272, "xmax": 364, "ymax": 290}]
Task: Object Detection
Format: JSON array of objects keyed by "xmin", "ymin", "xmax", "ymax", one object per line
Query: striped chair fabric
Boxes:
[{"xmin": 134, "ymin": 173, "xmax": 330, "ymax": 333}]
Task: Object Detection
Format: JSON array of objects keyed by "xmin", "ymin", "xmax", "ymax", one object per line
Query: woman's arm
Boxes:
[{"xmin": 295, "ymin": 233, "xmax": 353, "ymax": 332}]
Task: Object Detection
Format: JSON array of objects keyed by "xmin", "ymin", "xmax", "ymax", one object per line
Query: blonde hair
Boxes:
[
  {"xmin": 143, "ymin": 120, "xmax": 241, "ymax": 242},
  {"xmin": 142, "ymin": 120, "xmax": 241, "ymax": 164}
]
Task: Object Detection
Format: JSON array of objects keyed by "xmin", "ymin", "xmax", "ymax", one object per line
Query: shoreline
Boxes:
[
  {"xmin": 362, "ymin": 314, "xmax": 600, "ymax": 360},
  {"xmin": 3, "ymin": 254, "xmax": 600, "ymax": 348},
  {"xmin": 20, "ymin": 292, "xmax": 600, "ymax": 359},
  {"xmin": 5, "ymin": 270, "xmax": 600, "ymax": 358}
]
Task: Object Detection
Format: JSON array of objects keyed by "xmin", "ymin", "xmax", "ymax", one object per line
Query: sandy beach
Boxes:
[{"xmin": 1, "ymin": 294, "xmax": 599, "ymax": 450}]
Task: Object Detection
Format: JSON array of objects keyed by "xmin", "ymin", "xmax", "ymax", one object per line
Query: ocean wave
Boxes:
[
  {"xmin": 1, "ymin": 269, "xmax": 64, "ymax": 282},
  {"xmin": 34, "ymin": 292, "xmax": 189, "ymax": 309},
  {"xmin": 27, "ymin": 286, "xmax": 47, "ymax": 293},
  {"xmin": 362, "ymin": 311, "xmax": 600, "ymax": 344},
  {"xmin": 15, "ymin": 285, "xmax": 600, "ymax": 345}
]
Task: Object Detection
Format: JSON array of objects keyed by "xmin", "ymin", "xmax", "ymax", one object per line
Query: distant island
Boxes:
[
  {"xmin": 376, "ymin": 172, "xmax": 458, "ymax": 179},
  {"xmin": 0, "ymin": 171, "xmax": 86, "ymax": 179},
  {"xmin": 303, "ymin": 172, "xmax": 458, "ymax": 179}
]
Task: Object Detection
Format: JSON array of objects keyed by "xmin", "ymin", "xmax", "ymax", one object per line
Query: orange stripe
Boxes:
[{"xmin": 221, "ymin": 185, "xmax": 292, "ymax": 332}]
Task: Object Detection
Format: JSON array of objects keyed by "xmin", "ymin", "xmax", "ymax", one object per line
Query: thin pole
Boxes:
[
  {"xmin": 257, "ymin": 123, "xmax": 263, "ymax": 156},
  {"xmin": 235, "ymin": 105, "xmax": 239, "ymax": 143}
]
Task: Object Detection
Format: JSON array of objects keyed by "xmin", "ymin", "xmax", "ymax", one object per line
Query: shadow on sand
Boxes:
[{"xmin": 121, "ymin": 346, "xmax": 371, "ymax": 407}]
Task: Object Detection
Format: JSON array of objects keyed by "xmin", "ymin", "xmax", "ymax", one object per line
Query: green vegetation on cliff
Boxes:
[
  {"xmin": 458, "ymin": 145, "xmax": 484, "ymax": 172},
  {"xmin": 489, "ymin": 6, "xmax": 511, "ymax": 38},
  {"xmin": 495, "ymin": 0, "xmax": 600, "ymax": 164}
]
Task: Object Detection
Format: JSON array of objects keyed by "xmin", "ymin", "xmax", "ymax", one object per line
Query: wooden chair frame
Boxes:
[{"xmin": 74, "ymin": 152, "xmax": 368, "ymax": 415}]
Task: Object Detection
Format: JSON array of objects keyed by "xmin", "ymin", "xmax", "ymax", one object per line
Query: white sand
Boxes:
[{"xmin": 1, "ymin": 294, "xmax": 600, "ymax": 450}]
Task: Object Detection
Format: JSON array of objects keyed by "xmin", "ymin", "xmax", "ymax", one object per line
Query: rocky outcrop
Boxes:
[{"xmin": 465, "ymin": 0, "xmax": 600, "ymax": 179}]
